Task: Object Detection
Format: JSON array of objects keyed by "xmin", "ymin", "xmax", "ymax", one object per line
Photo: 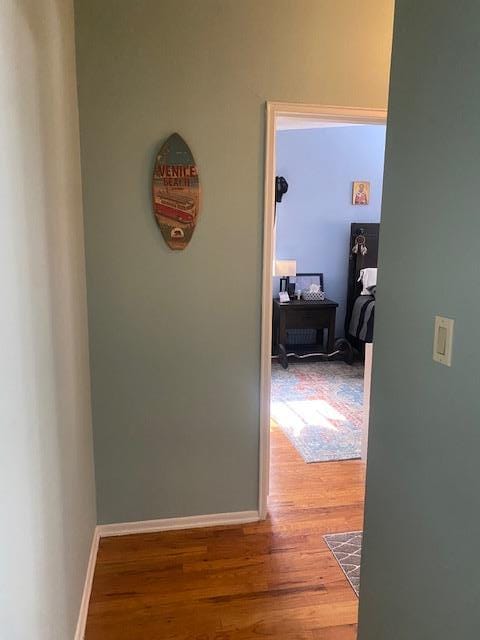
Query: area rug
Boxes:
[
  {"xmin": 324, "ymin": 531, "xmax": 363, "ymax": 596},
  {"xmin": 271, "ymin": 361, "xmax": 364, "ymax": 463}
]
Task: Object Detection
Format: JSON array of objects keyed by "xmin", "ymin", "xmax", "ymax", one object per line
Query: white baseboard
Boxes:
[
  {"xmin": 74, "ymin": 527, "xmax": 100, "ymax": 640},
  {"xmin": 97, "ymin": 510, "xmax": 260, "ymax": 538}
]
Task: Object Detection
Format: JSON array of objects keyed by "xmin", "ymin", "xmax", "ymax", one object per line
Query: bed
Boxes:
[{"xmin": 345, "ymin": 223, "xmax": 380, "ymax": 348}]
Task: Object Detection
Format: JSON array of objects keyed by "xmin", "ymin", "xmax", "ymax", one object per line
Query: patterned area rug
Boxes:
[
  {"xmin": 324, "ymin": 531, "xmax": 363, "ymax": 596},
  {"xmin": 271, "ymin": 361, "xmax": 364, "ymax": 463}
]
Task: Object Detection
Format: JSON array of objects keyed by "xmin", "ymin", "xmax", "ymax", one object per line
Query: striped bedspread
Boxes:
[{"xmin": 348, "ymin": 295, "xmax": 375, "ymax": 343}]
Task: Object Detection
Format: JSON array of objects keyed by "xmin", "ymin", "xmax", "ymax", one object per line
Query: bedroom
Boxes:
[{"xmin": 269, "ymin": 113, "xmax": 386, "ymax": 593}]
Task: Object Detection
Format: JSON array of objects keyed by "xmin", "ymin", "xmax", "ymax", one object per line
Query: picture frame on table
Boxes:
[{"xmin": 295, "ymin": 273, "xmax": 324, "ymax": 293}]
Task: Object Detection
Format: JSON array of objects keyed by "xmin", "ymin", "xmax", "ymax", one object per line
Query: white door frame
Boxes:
[{"xmin": 259, "ymin": 101, "xmax": 388, "ymax": 519}]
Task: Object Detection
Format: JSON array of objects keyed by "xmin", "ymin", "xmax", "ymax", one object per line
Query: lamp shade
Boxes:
[{"xmin": 274, "ymin": 259, "xmax": 297, "ymax": 277}]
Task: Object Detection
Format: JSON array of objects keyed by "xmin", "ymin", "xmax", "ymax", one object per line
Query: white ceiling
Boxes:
[{"xmin": 276, "ymin": 116, "xmax": 364, "ymax": 131}]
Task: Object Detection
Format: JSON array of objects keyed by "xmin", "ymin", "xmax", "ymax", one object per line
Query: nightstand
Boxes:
[{"xmin": 272, "ymin": 298, "xmax": 339, "ymax": 359}]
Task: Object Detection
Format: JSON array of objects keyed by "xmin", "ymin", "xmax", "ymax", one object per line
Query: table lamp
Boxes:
[{"xmin": 274, "ymin": 260, "xmax": 297, "ymax": 296}]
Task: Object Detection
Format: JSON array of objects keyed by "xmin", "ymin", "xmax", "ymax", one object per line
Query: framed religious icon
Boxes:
[{"xmin": 352, "ymin": 181, "xmax": 370, "ymax": 205}]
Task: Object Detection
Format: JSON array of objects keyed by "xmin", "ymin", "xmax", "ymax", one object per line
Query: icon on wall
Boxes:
[
  {"xmin": 152, "ymin": 133, "xmax": 201, "ymax": 250},
  {"xmin": 352, "ymin": 181, "xmax": 370, "ymax": 205}
]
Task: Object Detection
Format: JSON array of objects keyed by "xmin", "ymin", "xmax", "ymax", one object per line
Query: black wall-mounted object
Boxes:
[{"xmin": 275, "ymin": 176, "xmax": 289, "ymax": 203}]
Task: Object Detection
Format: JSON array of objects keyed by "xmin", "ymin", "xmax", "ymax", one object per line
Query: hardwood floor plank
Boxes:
[{"xmin": 85, "ymin": 421, "xmax": 365, "ymax": 639}]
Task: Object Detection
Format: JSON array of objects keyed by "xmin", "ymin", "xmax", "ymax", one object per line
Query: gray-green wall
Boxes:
[
  {"xmin": 74, "ymin": 0, "xmax": 393, "ymax": 524},
  {"xmin": 1, "ymin": 1, "xmax": 96, "ymax": 637},
  {"xmin": 359, "ymin": 2, "xmax": 480, "ymax": 637}
]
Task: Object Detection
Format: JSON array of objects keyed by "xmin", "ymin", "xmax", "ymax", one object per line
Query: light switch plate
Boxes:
[{"xmin": 433, "ymin": 316, "xmax": 454, "ymax": 366}]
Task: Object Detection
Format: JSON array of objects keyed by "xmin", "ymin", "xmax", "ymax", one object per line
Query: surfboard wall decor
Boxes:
[{"xmin": 152, "ymin": 133, "xmax": 201, "ymax": 250}]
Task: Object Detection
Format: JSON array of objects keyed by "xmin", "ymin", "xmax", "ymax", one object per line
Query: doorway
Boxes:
[
  {"xmin": 259, "ymin": 105, "xmax": 386, "ymax": 607},
  {"xmin": 260, "ymin": 103, "xmax": 387, "ymax": 517}
]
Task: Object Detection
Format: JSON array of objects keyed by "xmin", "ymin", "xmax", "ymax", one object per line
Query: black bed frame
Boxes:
[{"xmin": 345, "ymin": 222, "xmax": 380, "ymax": 348}]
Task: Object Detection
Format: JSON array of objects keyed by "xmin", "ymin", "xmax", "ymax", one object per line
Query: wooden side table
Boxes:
[{"xmin": 272, "ymin": 298, "xmax": 339, "ymax": 366}]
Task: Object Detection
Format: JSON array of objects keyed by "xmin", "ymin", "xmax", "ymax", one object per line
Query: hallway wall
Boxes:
[
  {"xmin": 74, "ymin": 0, "xmax": 394, "ymax": 524},
  {"xmin": 0, "ymin": 2, "xmax": 96, "ymax": 638},
  {"xmin": 359, "ymin": 1, "xmax": 480, "ymax": 637}
]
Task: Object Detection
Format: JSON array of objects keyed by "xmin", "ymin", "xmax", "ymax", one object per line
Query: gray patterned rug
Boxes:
[{"xmin": 324, "ymin": 531, "xmax": 363, "ymax": 596}]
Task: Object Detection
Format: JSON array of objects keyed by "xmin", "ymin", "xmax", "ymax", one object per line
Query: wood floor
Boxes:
[{"xmin": 86, "ymin": 423, "xmax": 366, "ymax": 639}]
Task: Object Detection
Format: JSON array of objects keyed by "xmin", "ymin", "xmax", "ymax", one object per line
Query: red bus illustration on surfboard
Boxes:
[{"xmin": 152, "ymin": 133, "xmax": 201, "ymax": 250}]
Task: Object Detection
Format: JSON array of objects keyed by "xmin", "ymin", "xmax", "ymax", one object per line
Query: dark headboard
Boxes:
[{"xmin": 344, "ymin": 222, "xmax": 380, "ymax": 335}]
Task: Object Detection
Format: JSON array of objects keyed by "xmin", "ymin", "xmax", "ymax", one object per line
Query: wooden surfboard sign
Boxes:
[{"xmin": 152, "ymin": 133, "xmax": 201, "ymax": 251}]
